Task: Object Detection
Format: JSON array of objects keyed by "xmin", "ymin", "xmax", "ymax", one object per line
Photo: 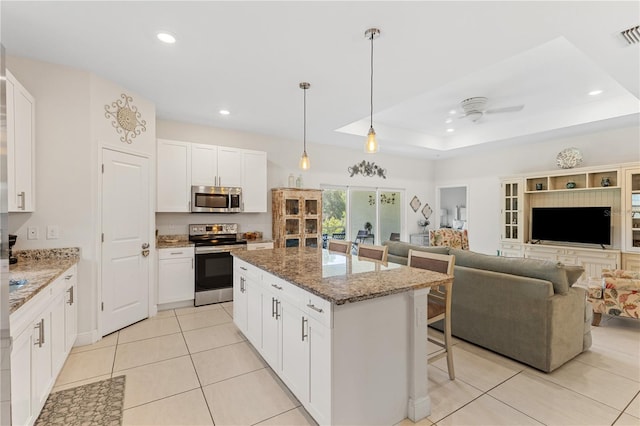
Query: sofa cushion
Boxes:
[
  {"xmin": 449, "ymin": 248, "xmax": 582, "ymax": 295},
  {"xmin": 565, "ymin": 265, "xmax": 585, "ymax": 286},
  {"xmin": 383, "ymin": 240, "xmax": 450, "ymax": 259}
]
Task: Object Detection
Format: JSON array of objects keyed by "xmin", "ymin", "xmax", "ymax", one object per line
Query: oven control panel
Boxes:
[{"xmin": 189, "ymin": 223, "xmax": 238, "ymax": 236}]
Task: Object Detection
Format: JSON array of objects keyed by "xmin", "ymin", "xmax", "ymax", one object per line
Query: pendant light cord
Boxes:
[
  {"xmin": 370, "ymin": 32, "xmax": 374, "ymax": 129},
  {"xmin": 303, "ymin": 86, "xmax": 307, "ymax": 152}
]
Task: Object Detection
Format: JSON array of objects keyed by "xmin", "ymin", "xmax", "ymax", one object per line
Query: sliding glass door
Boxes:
[{"xmin": 323, "ymin": 186, "xmax": 403, "ymax": 245}]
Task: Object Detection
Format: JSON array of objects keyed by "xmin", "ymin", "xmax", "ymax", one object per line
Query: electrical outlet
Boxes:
[
  {"xmin": 27, "ymin": 226, "xmax": 39, "ymax": 240},
  {"xmin": 47, "ymin": 225, "xmax": 60, "ymax": 240}
]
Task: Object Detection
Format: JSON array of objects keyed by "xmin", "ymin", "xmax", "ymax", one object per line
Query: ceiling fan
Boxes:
[{"xmin": 458, "ymin": 97, "xmax": 524, "ymax": 123}]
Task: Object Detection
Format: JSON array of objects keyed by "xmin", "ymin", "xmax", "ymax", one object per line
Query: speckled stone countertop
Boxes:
[
  {"xmin": 233, "ymin": 247, "xmax": 452, "ymax": 305},
  {"xmin": 9, "ymin": 248, "xmax": 80, "ymax": 314},
  {"xmin": 157, "ymin": 234, "xmax": 193, "ymax": 249}
]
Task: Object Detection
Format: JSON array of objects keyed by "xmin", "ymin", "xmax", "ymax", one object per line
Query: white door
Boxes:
[{"xmin": 101, "ymin": 149, "xmax": 150, "ymax": 336}]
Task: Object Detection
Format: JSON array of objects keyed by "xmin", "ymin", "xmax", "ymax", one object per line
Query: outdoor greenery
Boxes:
[{"xmin": 322, "ymin": 189, "xmax": 346, "ymax": 235}]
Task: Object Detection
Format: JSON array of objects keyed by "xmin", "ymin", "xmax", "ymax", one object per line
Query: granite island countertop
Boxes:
[
  {"xmin": 232, "ymin": 247, "xmax": 452, "ymax": 305},
  {"xmin": 9, "ymin": 248, "xmax": 80, "ymax": 314}
]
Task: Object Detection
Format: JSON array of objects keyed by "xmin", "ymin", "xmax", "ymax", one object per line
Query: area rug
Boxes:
[{"xmin": 35, "ymin": 375, "xmax": 126, "ymax": 426}]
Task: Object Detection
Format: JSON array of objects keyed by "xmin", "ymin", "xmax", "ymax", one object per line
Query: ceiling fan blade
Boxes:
[{"xmin": 485, "ymin": 105, "xmax": 524, "ymax": 114}]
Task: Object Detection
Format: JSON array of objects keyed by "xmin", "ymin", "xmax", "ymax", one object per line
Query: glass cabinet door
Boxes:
[
  {"xmin": 628, "ymin": 169, "xmax": 640, "ymax": 251},
  {"xmin": 502, "ymin": 180, "xmax": 523, "ymax": 242}
]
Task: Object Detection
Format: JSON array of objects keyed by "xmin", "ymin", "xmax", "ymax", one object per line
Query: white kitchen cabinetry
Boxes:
[
  {"xmin": 158, "ymin": 247, "xmax": 195, "ymax": 304},
  {"xmin": 6, "ymin": 70, "xmax": 36, "ymax": 212},
  {"xmin": 242, "ymin": 150, "xmax": 268, "ymax": 212},
  {"xmin": 233, "ymin": 260, "xmax": 332, "ymax": 423},
  {"xmin": 157, "ymin": 139, "xmax": 191, "ymax": 212},
  {"xmin": 191, "ymin": 143, "xmax": 242, "ymax": 187},
  {"xmin": 10, "ymin": 264, "xmax": 79, "ymax": 426},
  {"xmin": 247, "ymin": 241, "xmax": 274, "ymax": 251},
  {"xmin": 64, "ymin": 270, "xmax": 78, "ymax": 353},
  {"xmin": 523, "ymin": 244, "xmax": 619, "ymax": 280}
]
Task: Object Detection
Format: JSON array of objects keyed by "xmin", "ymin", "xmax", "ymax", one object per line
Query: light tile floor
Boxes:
[{"xmin": 52, "ymin": 303, "xmax": 640, "ymax": 426}]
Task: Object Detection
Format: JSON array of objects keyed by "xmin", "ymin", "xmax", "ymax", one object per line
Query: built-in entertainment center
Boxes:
[{"xmin": 500, "ymin": 162, "xmax": 640, "ymax": 278}]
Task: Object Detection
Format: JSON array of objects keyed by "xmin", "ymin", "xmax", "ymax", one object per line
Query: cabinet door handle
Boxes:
[
  {"xmin": 271, "ymin": 284, "xmax": 283, "ymax": 290},
  {"xmin": 271, "ymin": 297, "xmax": 276, "ymax": 318},
  {"xmin": 301, "ymin": 316, "xmax": 308, "ymax": 341},
  {"xmin": 34, "ymin": 320, "xmax": 42, "ymax": 347},
  {"xmin": 307, "ymin": 303, "xmax": 324, "ymax": 313},
  {"xmin": 240, "ymin": 276, "xmax": 245, "ymax": 293},
  {"xmin": 18, "ymin": 192, "xmax": 25, "ymax": 210},
  {"xmin": 67, "ymin": 286, "xmax": 74, "ymax": 305},
  {"xmin": 191, "ymin": 258, "xmax": 194, "ymax": 269},
  {"xmin": 275, "ymin": 300, "xmax": 281, "ymax": 319},
  {"xmin": 40, "ymin": 319, "xmax": 45, "ymax": 345}
]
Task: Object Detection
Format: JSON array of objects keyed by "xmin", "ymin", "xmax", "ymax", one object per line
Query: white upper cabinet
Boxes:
[
  {"xmin": 242, "ymin": 150, "xmax": 268, "ymax": 212},
  {"xmin": 217, "ymin": 146, "xmax": 243, "ymax": 187},
  {"xmin": 191, "ymin": 144, "xmax": 242, "ymax": 187},
  {"xmin": 157, "ymin": 139, "xmax": 267, "ymax": 213},
  {"xmin": 191, "ymin": 143, "xmax": 218, "ymax": 186},
  {"xmin": 157, "ymin": 139, "xmax": 191, "ymax": 212},
  {"xmin": 7, "ymin": 70, "xmax": 36, "ymax": 212}
]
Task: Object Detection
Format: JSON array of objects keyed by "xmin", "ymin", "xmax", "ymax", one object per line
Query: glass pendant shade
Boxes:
[
  {"xmin": 365, "ymin": 127, "xmax": 378, "ymax": 153},
  {"xmin": 299, "ymin": 150, "xmax": 310, "ymax": 170}
]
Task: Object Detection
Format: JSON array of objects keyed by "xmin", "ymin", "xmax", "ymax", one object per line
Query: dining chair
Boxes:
[
  {"xmin": 355, "ymin": 230, "xmax": 370, "ymax": 243},
  {"xmin": 327, "ymin": 239, "xmax": 352, "ymax": 254},
  {"xmin": 408, "ymin": 249, "xmax": 456, "ymax": 380},
  {"xmin": 357, "ymin": 243, "xmax": 388, "ymax": 263}
]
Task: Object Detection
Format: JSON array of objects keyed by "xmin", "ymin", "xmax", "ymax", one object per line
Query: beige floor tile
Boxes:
[
  {"xmin": 116, "ymin": 355, "xmax": 200, "ymax": 409},
  {"xmin": 625, "ymin": 393, "xmax": 640, "ymax": 418},
  {"xmin": 489, "ymin": 371, "xmax": 621, "ymax": 425},
  {"xmin": 454, "ymin": 341, "xmax": 528, "ymax": 372},
  {"xmin": 203, "ymin": 368, "xmax": 299, "ymax": 426},
  {"xmin": 118, "ymin": 316, "xmax": 181, "ymax": 344},
  {"xmin": 526, "ymin": 359, "xmax": 640, "ymax": 411},
  {"xmin": 614, "ymin": 413, "xmax": 640, "ymax": 426},
  {"xmin": 425, "ymin": 365, "xmax": 483, "ymax": 423},
  {"xmin": 222, "ymin": 303, "xmax": 234, "ymax": 317},
  {"xmin": 52, "ymin": 374, "xmax": 112, "ymax": 393},
  {"xmin": 71, "ymin": 332, "xmax": 118, "ymax": 354},
  {"xmin": 437, "ymin": 394, "xmax": 543, "ymax": 425},
  {"xmin": 257, "ymin": 406, "xmax": 318, "ymax": 425},
  {"xmin": 177, "ymin": 309, "xmax": 233, "ymax": 332},
  {"xmin": 122, "ymin": 388, "xmax": 214, "ymax": 425},
  {"xmin": 192, "ymin": 341, "xmax": 266, "ymax": 386},
  {"xmin": 183, "ymin": 322, "xmax": 246, "ymax": 354},
  {"xmin": 154, "ymin": 309, "xmax": 176, "ymax": 318},
  {"xmin": 175, "ymin": 303, "xmax": 223, "ymax": 316},
  {"xmin": 114, "ymin": 332, "xmax": 188, "ymax": 371},
  {"xmin": 431, "ymin": 343, "xmax": 520, "ymax": 391},
  {"xmin": 576, "ymin": 344, "xmax": 640, "ymax": 383},
  {"xmin": 55, "ymin": 346, "xmax": 116, "ymax": 386},
  {"xmin": 590, "ymin": 320, "xmax": 640, "ymax": 357},
  {"xmin": 394, "ymin": 416, "xmax": 434, "ymax": 426}
]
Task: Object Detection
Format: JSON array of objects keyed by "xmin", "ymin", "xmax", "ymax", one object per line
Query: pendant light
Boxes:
[
  {"xmin": 299, "ymin": 82, "xmax": 311, "ymax": 170},
  {"xmin": 365, "ymin": 28, "xmax": 380, "ymax": 154}
]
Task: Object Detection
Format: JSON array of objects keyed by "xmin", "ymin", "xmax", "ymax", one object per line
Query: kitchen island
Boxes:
[{"xmin": 232, "ymin": 247, "xmax": 453, "ymax": 426}]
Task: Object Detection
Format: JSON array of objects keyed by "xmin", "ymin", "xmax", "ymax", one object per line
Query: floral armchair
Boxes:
[
  {"xmin": 587, "ymin": 269, "xmax": 640, "ymax": 326},
  {"xmin": 429, "ymin": 228, "xmax": 469, "ymax": 250}
]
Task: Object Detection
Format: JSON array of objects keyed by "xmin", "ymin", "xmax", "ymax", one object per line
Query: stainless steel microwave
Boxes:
[{"xmin": 191, "ymin": 186, "xmax": 243, "ymax": 213}]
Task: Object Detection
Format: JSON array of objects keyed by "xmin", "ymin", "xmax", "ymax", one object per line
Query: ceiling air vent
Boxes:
[{"xmin": 621, "ymin": 25, "xmax": 640, "ymax": 45}]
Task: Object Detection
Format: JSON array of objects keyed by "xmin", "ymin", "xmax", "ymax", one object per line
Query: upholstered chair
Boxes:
[
  {"xmin": 429, "ymin": 228, "xmax": 469, "ymax": 250},
  {"xmin": 587, "ymin": 269, "xmax": 640, "ymax": 325}
]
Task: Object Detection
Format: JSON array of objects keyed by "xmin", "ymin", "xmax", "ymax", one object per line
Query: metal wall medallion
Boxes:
[
  {"xmin": 105, "ymin": 93, "xmax": 147, "ymax": 144},
  {"xmin": 348, "ymin": 160, "xmax": 387, "ymax": 179}
]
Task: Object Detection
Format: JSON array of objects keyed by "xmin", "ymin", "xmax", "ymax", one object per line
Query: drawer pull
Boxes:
[
  {"xmin": 271, "ymin": 284, "xmax": 283, "ymax": 290},
  {"xmin": 170, "ymin": 252, "xmax": 183, "ymax": 255},
  {"xmin": 240, "ymin": 266, "xmax": 247, "ymax": 271},
  {"xmin": 307, "ymin": 303, "xmax": 324, "ymax": 313},
  {"xmin": 65, "ymin": 274, "xmax": 73, "ymax": 280}
]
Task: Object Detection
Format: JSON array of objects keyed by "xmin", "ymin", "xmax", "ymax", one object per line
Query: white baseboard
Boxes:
[{"xmin": 74, "ymin": 329, "xmax": 100, "ymax": 347}]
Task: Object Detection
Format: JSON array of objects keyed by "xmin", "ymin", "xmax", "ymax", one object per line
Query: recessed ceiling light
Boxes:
[
  {"xmin": 219, "ymin": 110, "xmax": 230, "ymax": 116},
  {"xmin": 445, "ymin": 118, "xmax": 453, "ymax": 124},
  {"xmin": 157, "ymin": 32, "xmax": 176, "ymax": 44},
  {"xmin": 449, "ymin": 109, "xmax": 457, "ymax": 115},
  {"xmin": 446, "ymin": 128, "xmax": 455, "ymax": 133},
  {"xmin": 588, "ymin": 90, "xmax": 603, "ymax": 96}
]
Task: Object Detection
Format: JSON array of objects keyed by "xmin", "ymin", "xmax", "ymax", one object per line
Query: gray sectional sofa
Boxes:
[{"xmin": 383, "ymin": 240, "xmax": 592, "ymax": 372}]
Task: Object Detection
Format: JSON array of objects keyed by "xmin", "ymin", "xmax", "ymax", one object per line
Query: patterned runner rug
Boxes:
[{"xmin": 35, "ymin": 375, "xmax": 126, "ymax": 426}]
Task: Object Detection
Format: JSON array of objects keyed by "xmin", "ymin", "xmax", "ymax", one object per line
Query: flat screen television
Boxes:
[{"xmin": 531, "ymin": 207, "xmax": 611, "ymax": 246}]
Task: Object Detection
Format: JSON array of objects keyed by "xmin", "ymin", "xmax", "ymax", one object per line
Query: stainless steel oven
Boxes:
[{"xmin": 190, "ymin": 224, "xmax": 246, "ymax": 306}]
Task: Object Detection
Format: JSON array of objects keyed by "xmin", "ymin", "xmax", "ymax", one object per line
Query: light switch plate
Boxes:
[{"xmin": 46, "ymin": 225, "xmax": 60, "ymax": 240}]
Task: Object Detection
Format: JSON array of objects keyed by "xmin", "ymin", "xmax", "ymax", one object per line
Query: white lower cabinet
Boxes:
[
  {"xmin": 523, "ymin": 244, "xmax": 619, "ymax": 280},
  {"xmin": 10, "ymin": 264, "xmax": 78, "ymax": 426},
  {"xmin": 158, "ymin": 247, "xmax": 195, "ymax": 304},
  {"xmin": 233, "ymin": 259, "xmax": 332, "ymax": 424}
]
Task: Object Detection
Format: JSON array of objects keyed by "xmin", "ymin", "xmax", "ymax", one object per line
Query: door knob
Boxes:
[{"xmin": 142, "ymin": 242, "xmax": 150, "ymax": 249}]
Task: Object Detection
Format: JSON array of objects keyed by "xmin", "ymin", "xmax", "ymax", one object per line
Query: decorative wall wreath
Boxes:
[{"xmin": 105, "ymin": 93, "xmax": 147, "ymax": 144}]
